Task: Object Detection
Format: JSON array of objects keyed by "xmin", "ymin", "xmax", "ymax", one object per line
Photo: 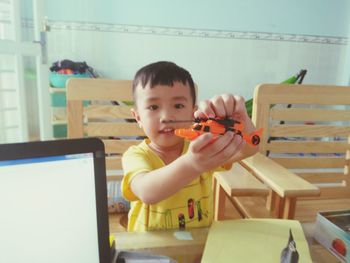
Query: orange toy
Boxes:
[{"xmin": 174, "ymin": 118, "xmax": 263, "ymax": 146}]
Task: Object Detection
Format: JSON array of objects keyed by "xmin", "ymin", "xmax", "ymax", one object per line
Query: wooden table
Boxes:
[
  {"xmin": 111, "ymin": 227, "xmax": 208, "ymax": 262},
  {"xmin": 109, "ymin": 214, "xmax": 340, "ymax": 263}
]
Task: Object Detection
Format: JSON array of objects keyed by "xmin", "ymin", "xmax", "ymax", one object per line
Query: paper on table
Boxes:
[
  {"xmin": 201, "ymin": 219, "xmax": 312, "ymax": 263},
  {"xmin": 173, "ymin": 231, "xmax": 194, "ymax": 240}
]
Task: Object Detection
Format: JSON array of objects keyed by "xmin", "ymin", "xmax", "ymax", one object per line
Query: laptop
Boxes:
[{"xmin": 0, "ymin": 138, "xmax": 111, "ymax": 263}]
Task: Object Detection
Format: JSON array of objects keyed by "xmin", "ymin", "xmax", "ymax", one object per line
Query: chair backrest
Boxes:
[
  {"xmin": 346, "ymin": 135, "xmax": 350, "ymax": 177},
  {"xmin": 66, "ymin": 78, "xmax": 145, "ymax": 181},
  {"xmin": 252, "ymin": 84, "xmax": 350, "ymax": 200}
]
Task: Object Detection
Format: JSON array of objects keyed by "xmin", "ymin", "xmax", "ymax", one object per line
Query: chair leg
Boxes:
[
  {"xmin": 214, "ymin": 177, "xmax": 226, "ymax": 221},
  {"xmin": 282, "ymin": 197, "xmax": 297, "ymax": 219},
  {"xmin": 275, "ymin": 195, "xmax": 284, "ymax": 218},
  {"xmin": 266, "ymin": 189, "xmax": 276, "ymax": 211}
]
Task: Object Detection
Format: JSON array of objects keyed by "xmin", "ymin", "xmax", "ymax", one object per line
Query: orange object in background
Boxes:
[
  {"xmin": 332, "ymin": 238, "xmax": 347, "ymax": 257},
  {"xmin": 174, "ymin": 118, "xmax": 263, "ymax": 146}
]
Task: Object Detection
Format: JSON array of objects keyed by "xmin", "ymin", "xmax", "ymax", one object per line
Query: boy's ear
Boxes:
[
  {"xmin": 193, "ymin": 104, "xmax": 198, "ymax": 115},
  {"xmin": 131, "ymin": 108, "xmax": 142, "ymax": 128}
]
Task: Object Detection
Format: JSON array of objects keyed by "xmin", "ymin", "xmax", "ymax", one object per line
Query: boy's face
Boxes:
[{"xmin": 132, "ymin": 81, "xmax": 195, "ymax": 151}]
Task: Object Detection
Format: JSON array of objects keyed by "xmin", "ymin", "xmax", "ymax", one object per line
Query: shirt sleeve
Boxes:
[{"xmin": 121, "ymin": 145, "xmax": 153, "ymax": 201}]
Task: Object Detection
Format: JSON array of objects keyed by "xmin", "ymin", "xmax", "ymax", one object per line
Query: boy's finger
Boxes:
[
  {"xmin": 193, "ymin": 110, "xmax": 207, "ymax": 119},
  {"xmin": 221, "ymin": 93, "xmax": 235, "ymax": 117},
  {"xmin": 200, "ymin": 131, "xmax": 234, "ymax": 156},
  {"xmin": 227, "ymin": 135, "xmax": 245, "ymax": 154},
  {"xmin": 190, "ymin": 133, "xmax": 213, "ymax": 152},
  {"xmin": 211, "ymin": 134, "xmax": 245, "ymax": 162},
  {"xmin": 232, "ymin": 95, "xmax": 247, "ymax": 120},
  {"xmin": 197, "ymin": 100, "xmax": 216, "ymax": 118},
  {"xmin": 210, "ymin": 95, "xmax": 226, "ymax": 117}
]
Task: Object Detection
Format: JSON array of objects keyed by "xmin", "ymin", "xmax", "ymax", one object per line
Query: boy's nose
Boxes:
[{"xmin": 160, "ymin": 110, "xmax": 175, "ymax": 123}]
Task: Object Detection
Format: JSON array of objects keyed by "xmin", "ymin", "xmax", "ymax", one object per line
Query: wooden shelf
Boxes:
[
  {"xmin": 49, "ymin": 87, "xmax": 66, "ymax": 93},
  {"xmin": 51, "ymin": 120, "xmax": 67, "ymax": 125}
]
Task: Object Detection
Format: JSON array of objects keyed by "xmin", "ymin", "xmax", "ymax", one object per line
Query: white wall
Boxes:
[
  {"xmin": 46, "ymin": 0, "xmax": 349, "ymax": 37},
  {"xmin": 44, "ymin": 0, "xmax": 349, "ymax": 100},
  {"xmin": 47, "ymin": 22, "xmax": 347, "ymax": 101}
]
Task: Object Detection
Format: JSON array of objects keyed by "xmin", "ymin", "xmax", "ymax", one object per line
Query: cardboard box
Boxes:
[{"xmin": 314, "ymin": 210, "xmax": 350, "ymax": 262}]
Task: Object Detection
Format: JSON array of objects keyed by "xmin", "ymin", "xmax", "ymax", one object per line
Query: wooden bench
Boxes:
[
  {"xmin": 213, "ymin": 163, "xmax": 269, "ymax": 219},
  {"xmin": 215, "ymin": 84, "xmax": 350, "ymax": 222},
  {"xmin": 66, "ymin": 78, "xmax": 146, "ymax": 231},
  {"xmin": 214, "ymin": 153, "xmax": 320, "ymax": 220}
]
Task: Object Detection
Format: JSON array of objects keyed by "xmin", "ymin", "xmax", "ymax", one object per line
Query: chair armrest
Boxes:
[
  {"xmin": 240, "ymin": 153, "xmax": 320, "ymax": 198},
  {"xmin": 214, "ymin": 163, "xmax": 269, "ymax": 197}
]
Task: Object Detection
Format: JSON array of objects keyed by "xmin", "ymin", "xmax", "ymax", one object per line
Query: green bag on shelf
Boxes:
[{"xmin": 245, "ymin": 70, "xmax": 307, "ymax": 118}]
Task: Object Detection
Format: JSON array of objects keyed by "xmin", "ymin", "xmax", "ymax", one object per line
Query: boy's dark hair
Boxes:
[{"xmin": 132, "ymin": 61, "xmax": 196, "ymax": 105}]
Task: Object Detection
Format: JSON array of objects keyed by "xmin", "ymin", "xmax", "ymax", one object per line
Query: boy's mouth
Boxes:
[{"xmin": 159, "ymin": 128, "xmax": 175, "ymax": 134}]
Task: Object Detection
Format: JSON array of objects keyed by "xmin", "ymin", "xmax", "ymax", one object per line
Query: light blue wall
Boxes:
[
  {"xmin": 45, "ymin": 0, "xmax": 350, "ymax": 99},
  {"xmin": 46, "ymin": 0, "xmax": 349, "ymax": 37},
  {"xmin": 343, "ymin": 24, "xmax": 350, "ymax": 84}
]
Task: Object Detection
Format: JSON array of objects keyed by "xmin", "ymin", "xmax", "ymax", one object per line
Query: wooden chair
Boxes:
[
  {"xmin": 214, "ymin": 84, "xmax": 350, "ymax": 222},
  {"xmin": 66, "ymin": 78, "xmax": 276, "ymax": 228},
  {"xmin": 66, "ymin": 78, "xmax": 145, "ymax": 231}
]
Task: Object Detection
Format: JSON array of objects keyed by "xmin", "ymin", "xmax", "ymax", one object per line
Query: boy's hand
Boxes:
[
  {"xmin": 194, "ymin": 93, "xmax": 249, "ymax": 122},
  {"xmin": 189, "ymin": 93, "xmax": 258, "ymax": 169},
  {"xmin": 183, "ymin": 131, "xmax": 245, "ymax": 174}
]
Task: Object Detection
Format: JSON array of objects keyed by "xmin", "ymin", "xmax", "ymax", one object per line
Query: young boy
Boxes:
[{"xmin": 121, "ymin": 61, "xmax": 258, "ymax": 231}]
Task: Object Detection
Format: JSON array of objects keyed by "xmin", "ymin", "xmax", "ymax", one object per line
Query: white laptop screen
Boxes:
[{"xmin": 0, "ymin": 140, "xmax": 108, "ymax": 263}]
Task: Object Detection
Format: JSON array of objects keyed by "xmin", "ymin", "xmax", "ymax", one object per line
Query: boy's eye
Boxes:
[
  {"xmin": 175, "ymin": 103, "xmax": 185, "ymax": 109},
  {"xmin": 148, "ymin": 105, "xmax": 158, "ymax": 111}
]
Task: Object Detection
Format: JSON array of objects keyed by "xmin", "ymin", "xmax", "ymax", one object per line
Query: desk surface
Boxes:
[
  {"xmin": 112, "ymin": 227, "xmax": 207, "ymax": 262},
  {"xmin": 109, "ymin": 214, "xmax": 340, "ymax": 263}
]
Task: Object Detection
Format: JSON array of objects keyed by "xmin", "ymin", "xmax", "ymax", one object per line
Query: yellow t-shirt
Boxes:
[{"xmin": 121, "ymin": 139, "xmax": 227, "ymax": 232}]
